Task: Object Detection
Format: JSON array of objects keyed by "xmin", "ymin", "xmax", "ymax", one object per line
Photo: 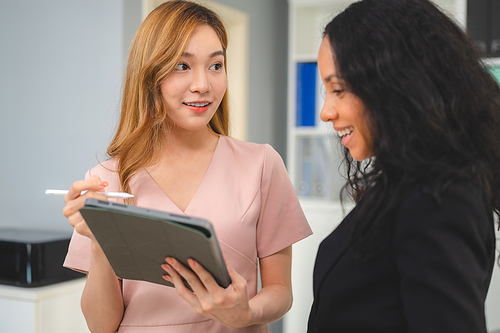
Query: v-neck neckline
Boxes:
[{"xmin": 143, "ymin": 136, "xmax": 223, "ymax": 215}]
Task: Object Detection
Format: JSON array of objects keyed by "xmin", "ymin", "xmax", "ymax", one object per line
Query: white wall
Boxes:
[
  {"xmin": 486, "ymin": 231, "xmax": 500, "ymax": 332},
  {"xmin": 214, "ymin": 0, "xmax": 289, "ymax": 158},
  {"xmin": 0, "ymin": 1, "xmax": 124, "ymax": 233},
  {"xmin": 0, "ymin": 0, "xmax": 289, "ymax": 235}
]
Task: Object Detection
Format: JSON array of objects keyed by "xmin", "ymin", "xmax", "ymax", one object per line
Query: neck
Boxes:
[{"xmin": 162, "ymin": 127, "xmax": 219, "ymax": 156}]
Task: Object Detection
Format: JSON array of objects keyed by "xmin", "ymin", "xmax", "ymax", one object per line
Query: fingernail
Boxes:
[
  {"xmin": 163, "ymin": 275, "xmax": 171, "ymax": 282},
  {"xmin": 166, "ymin": 257, "xmax": 174, "ymax": 265},
  {"xmin": 99, "ymin": 181, "xmax": 108, "ymax": 187},
  {"xmin": 188, "ymin": 259, "xmax": 196, "ymax": 268}
]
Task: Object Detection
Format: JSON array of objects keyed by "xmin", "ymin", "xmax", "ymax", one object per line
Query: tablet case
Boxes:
[{"xmin": 79, "ymin": 198, "xmax": 231, "ymax": 289}]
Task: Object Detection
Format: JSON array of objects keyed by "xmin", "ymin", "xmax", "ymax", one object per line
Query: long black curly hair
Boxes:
[{"xmin": 324, "ymin": 0, "xmax": 500, "ymax": 258}]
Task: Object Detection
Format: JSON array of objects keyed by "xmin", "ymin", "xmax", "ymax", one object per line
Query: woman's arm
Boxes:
[
  {"xmin": 163, "ymin": 245, "xmax": 293, "ymax": 328},
  {"xmin": 248, "ymin": 245, "xmax": 293, "ymax": 324},
  {"xmin": 81, "ymin": 240, "xmax": 124, "ymax": 333},
  {"xmin": 394, "ymin": 182, "xmax": 494, "ymax": 332},
  {"xmin": 63, "ymin": 176, "xmax": 124, "ymax": 333}
]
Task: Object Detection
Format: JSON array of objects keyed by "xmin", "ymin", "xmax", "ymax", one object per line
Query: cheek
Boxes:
[
  {"xmin": 215, "ymin": 77, "xmax": 227, "ymax": 97},
  {"xmin": 161, "ymin": 75, "xmax": 187, "ymax": 92},
  {"xmin": 357, "ymin": 119, "xmax": 374, "ymax": 156},
  {"xmin": 160, "ymin": 81, "xmax": 172, "ymax": 97}
]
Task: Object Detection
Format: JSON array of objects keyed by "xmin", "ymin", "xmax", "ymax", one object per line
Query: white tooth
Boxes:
[{"xmin": 339, "ymin": 127, "xmax": 354, "ymax": 138}]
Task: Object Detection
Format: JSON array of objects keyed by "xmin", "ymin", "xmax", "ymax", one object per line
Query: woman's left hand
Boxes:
[{"xmin": 162, "ymin": 257, "xmax": 255, "ymax": 328}]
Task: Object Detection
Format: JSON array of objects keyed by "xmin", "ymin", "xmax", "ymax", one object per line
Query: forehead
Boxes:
[
  {"xmin": 317, "ymin": 36, "xmax": 340, "ymax": 83},
  {"xmin": 183, "ymin": 25, "xmax": 223, "ymax": 54}
]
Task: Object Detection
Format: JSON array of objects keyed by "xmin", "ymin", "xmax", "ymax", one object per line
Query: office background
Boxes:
[
  {"xmin": 0, "ymin": 0, "xmax": 288, "ymax": 234},
  {"xmin": 0, "ymin": 0, "xmax": 499, "ymax": 332}
]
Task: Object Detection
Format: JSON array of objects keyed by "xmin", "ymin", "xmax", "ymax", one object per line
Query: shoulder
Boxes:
[
  {"xmin": 220, "ymin": 136, "xmax": 284, "ymax": 165},
  {"xmin": 87, "ymin": 158, "xmax": 118, "ymax": 176},
  {"xmin": 394, "ymin": 180, "xmax": 494, "ymax": 241},
  {"xmin": 86, "ymin": 158, "xmax": 120, "ymax": 190},
  {"xmin": 221, "ymin": 136, "xmax": 268, "ymax": 154},
  {"xmin": 398, "ymin": 181, "xmax": 488, "ymax": 217}
]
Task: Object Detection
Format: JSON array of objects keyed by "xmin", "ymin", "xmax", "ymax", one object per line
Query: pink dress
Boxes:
[{"xmin": 64, "ymin": 136, "xmax": 312, "ymax": 332}]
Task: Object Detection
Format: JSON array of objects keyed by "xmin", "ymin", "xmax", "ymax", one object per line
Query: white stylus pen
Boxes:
[{"xmin": 45, "ymin": 189, "xmax": 134, "ymax": 199}]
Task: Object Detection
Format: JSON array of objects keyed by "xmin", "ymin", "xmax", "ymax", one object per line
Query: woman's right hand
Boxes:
[{"xmin": 62, "ymin": 175, "xmax": 109, "ymax": 238}]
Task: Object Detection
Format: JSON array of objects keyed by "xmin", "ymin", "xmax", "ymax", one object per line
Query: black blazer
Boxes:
[{"xmin": 308, "ymin": 181, "xmax": 496, "ymax": 333}]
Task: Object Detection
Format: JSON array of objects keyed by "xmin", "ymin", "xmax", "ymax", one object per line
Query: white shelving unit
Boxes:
[
  {"xmin": 284, "ymin": 1, "xmax": 499, "ymax": 333},
  {"xmin": 287, "ymin": 0, "xmax": 353, "ymax": 204},
  {"xmin": 285, "ymin": 3, "xmax": 359, "ymax": 332},
  {"xmin": 286, "ymin": 0, "xmax": 468, "ymax": 203}
]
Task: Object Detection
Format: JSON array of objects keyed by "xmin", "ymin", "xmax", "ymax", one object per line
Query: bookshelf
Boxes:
[
  {"xmin": 285, "ymin": 2, "xmax": 361, "ymax": 332},
  {"xmin": 287, "ymin": 0, "xmax": 469, "ymax": 203},
  {"xmin": 284, "ymin": 1, "xmax": 499, "ymax": 333},
  {"xmin": 286, "ymin": 0, "xmax": 498, "ymax": 205}
]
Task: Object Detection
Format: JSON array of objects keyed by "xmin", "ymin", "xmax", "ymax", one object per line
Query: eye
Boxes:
[
  {"xmin": 320, "ymin": 83, "xmax": 326, "ymax": 100},
  {"xmin": 324, "ymin": 82, "xmax": 345, "ymax": 97},
  {"xmin": 175, "ymin": 63, "xmax": 189, "ymax": 71},
  {"xmin": 209, "ymin": 62, "xmax": 223, "ymax": 71}
]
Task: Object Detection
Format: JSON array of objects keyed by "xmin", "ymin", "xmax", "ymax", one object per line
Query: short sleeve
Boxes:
[
  {"xmin": 394, "ymin": 182, "xmax": 495, "ymax": 332},
  {"xmin": 63, "ymin": 161, "xmax": 121, "ymax": 273},
  {"xmin": 256, "ymin": 145, "xmax": 312, "ymax": 258},
  {"xmin": 63, "ymin": 169, "xmax": 93, "ymax": 273}
]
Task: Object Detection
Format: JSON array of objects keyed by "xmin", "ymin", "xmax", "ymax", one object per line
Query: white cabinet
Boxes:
[{"xmin": 0, "ymin": 278, "xmax": 90, "ymax": 333}]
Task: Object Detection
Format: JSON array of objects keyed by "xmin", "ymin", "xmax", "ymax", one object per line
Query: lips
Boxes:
[
  {"xmin": 183, "ymin": 101, "xmax": 211, "ymax": 113},
  {"xmin": 335, "ymin": 126, "xmax": 354, "ymax": 147},
  {"xmin": 337, "ymin": 126, "xmax": 354, "ymax": 139},
  {"xmin": 184, "ymin": 102, "xmax": 209, "ymax": 107}
]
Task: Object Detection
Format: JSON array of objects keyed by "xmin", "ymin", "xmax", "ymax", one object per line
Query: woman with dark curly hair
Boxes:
[{"xmin": 308, "ymin": 0, "xmax": 500, "ymax": 332}]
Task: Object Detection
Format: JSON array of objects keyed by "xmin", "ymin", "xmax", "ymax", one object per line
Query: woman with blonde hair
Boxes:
[{"xmin": 62, "ymin": 1, "xmax": 311, "ymax": 332}]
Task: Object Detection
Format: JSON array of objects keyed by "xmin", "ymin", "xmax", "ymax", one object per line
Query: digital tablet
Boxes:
[{"xmin": 79, "ymin": 198, "xmax": 231, "ymax": 289}]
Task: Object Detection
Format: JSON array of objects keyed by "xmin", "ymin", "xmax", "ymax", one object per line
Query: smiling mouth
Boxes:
[
  {"xmin": 338, "ymin": 126, "xmax": 354, "ymax": 139},
  {"xmin": 184, "ymin": 102, "xmax": 210, "ymax": 107}
]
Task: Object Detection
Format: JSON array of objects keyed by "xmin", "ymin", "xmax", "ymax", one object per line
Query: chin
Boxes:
[{"xmin": 350, "ymin": 151, "xmax": 372, "ymax": 162}]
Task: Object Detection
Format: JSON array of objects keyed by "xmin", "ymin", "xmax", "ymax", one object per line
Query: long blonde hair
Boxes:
[{"xmin": 107, "ymin": 0, "xmax": 229, "ymax": 199}]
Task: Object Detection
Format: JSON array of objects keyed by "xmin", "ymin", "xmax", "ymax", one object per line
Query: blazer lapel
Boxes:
[{"xmin": 313, "ymin": 206, "xmax": 357, "ymax": 299}]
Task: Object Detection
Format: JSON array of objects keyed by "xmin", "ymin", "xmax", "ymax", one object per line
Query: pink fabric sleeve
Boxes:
[
  {"xmin": 256, "ymin": 145, "xmax": 312, "ymax": 258},
  {"xmin": 63, "ymin": 169, "xmax": 92, "ymax": 273},
  {"xmin": 63, "ymin": 160, "xmax": 121, "ymax": 272},
  {"xmin": 64, "ymin": 229, "xmax": 92, "ymax": 273}
]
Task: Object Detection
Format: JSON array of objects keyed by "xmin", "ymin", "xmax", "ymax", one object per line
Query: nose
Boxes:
[
  {"xmin": 320, "ymin": 98, "xmax": 338, "ymax": 123},
  {"xmin": 190, "ymin": 68, "xmax": 210, "ymax": 94}
]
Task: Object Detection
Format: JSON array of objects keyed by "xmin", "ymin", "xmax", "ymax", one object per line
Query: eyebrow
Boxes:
[
  {"xmin": 182, "ymin": 50, "xmax": 225, "ymax": 58},
  {"xmin": 324, "ymin": 74, "xmax": 342, "ymax": 83}
]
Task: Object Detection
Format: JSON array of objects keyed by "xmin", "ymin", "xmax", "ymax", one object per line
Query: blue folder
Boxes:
[{"xmin": 296, "ymin": 62, "xmax": 317, "ymax": 127}]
